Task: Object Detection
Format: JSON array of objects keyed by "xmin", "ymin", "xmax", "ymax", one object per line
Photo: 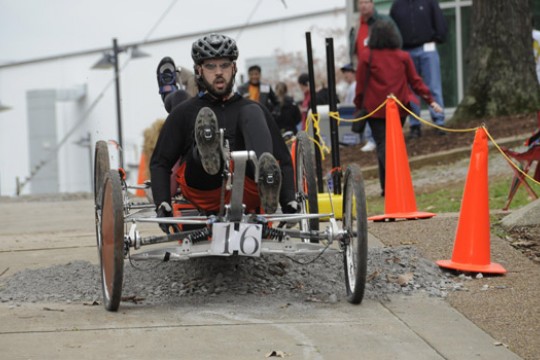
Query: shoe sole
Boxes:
[
  {"xmin": 258, "ymin": 153, "xmax": 282, "ymax": 214},
  {"xmin": 195, "ymin": 107, "xmax": 221, "ymax": 175},
  {"xmin": 157, "ymin": 57, "xmax": 178, "ymax": 94}
]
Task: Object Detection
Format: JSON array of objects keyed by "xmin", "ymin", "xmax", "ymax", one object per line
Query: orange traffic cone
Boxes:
[
  {"xmin": 135, "ymin": 153, "xmax": 148, "ymax": 197},
  {"xmin": 436, "ymin": 128, "xmax": 506, "ymax": 274},
  {"xmin": 368, "ymin": 98, "xmax": 436, "ymax": 221}
]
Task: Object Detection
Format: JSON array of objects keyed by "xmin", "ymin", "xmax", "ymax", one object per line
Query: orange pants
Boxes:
[{"xmin": 175, "ymin": 161, "xmax": 261, "ymax": 213}]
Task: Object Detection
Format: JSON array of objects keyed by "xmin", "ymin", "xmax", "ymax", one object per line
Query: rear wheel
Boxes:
[
  {"xmin": 294, "ymin": 131, "xmax": 319, "ymax": 240},
  {"xmin": 97, "ymin": 169, "xmax": 125, "ymax": 311},
  {"xmin": 342, "ymin": 164, "xmax": 368, "ymax": 304}
]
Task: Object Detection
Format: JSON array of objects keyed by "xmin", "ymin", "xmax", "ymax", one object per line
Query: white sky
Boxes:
[{"xmin": 0, "ymin": 0, "xmax": 345, "ymax": 63}]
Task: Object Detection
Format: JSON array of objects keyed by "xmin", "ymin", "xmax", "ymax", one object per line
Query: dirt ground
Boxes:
[{"xmin": 324, "ymin": 112, "xmax": 540, "ymax": 359}]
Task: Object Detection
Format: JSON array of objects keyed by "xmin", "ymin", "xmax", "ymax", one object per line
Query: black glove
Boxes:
[
  {"xmin": 281, "ymin": 200, "xmax": 299, "ymax": 214},
  {"xmin": 156, "ymin": 202, "xmax": 180, "ymax": 234}
]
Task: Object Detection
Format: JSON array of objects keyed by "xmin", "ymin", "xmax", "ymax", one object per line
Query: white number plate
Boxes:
[{"xmin": 210, "ymin": 223, "xmax": 262, "ymax": 257}]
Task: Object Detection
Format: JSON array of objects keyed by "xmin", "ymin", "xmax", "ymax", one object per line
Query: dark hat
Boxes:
[
  {"xmin": 298, "ymin": 73, "xmax": 309, "ymax": 86},
  {"xmin": 340, "ymin": 63, "xmax": 355, "ymax": 72}
]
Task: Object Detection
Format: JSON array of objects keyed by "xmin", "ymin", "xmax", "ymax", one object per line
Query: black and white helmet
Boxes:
[{"xmin": 191, "ymin": 33, "xmax": 239, "ymax": 64}]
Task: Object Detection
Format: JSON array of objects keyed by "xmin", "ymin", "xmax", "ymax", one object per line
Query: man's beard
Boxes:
[{"xmin": 202, "ymin": 75, "xmax": 235, "ymax": 99}]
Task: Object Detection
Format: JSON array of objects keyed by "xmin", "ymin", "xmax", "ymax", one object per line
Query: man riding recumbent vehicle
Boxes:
[{"xmin": 93, "ymin": 33, "xmax": 368, "ymax": 311}]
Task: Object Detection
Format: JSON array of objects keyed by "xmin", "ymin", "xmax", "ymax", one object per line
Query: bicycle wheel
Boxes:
[
  {"xmin": 97, "ymin": 169, "xmax": 125, "ymax": 311},
  {"xmin": 294, "ymin": 131, "xmax": 319, "ymax": 238},
  {"xmin": 342, "ymin": 164, "xmax": 368, "ymax": 304},
  {"xmin": 94, "ymin": 140, "xmax": 110, "ymax": 208}
]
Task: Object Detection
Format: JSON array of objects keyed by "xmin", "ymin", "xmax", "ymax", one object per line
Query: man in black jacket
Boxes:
[
  {"xmin": 150, "ymin": 34, "xmax": 296, "ymax": 233},
  {"xmin": 237, "ymin": 65, "xmax": 279, "ymax": 114},
  {"xmin": 390, "ymin": 0, "xmax": 447, "ymax": 138}
]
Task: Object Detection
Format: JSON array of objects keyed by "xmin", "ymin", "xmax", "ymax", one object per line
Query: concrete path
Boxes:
[{"xmin": 0, "ymin": 199, "xmax": 522, "ymax": 359}]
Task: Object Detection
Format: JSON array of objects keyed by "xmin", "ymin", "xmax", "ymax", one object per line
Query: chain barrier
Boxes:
[
  {"xmin": 307, "ymin": 94, "xmax": 540, "ymax": 188},
  {"xmin": 304, "ymin": 112, "xmax": 331, "ymax": 160}
]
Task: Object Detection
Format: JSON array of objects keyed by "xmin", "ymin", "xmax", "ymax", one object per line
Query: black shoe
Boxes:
[
  {"xmin": 194, "ymin": 107, "xmax": 222, "ymax": 175},
  {"xmin": 258, "ymin": 153, "xmax": 282, "ymax": 214},
  {"xmin": 408, "ymin": 125, "xmax": 422, "ymax": 139},
  {"xmin": 156, "ymin": 57, "xmax": 178, "ymax": 96}
]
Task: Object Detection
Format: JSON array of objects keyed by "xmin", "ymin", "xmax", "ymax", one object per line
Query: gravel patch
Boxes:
[{"xmin": 0, "ymin": 246, "xmax": 465, "ymax": 307}]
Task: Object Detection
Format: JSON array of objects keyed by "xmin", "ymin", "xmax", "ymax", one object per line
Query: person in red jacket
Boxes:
[{"xmin": 354, "ymin": 20, "xmax": 442, "ymax": 196}]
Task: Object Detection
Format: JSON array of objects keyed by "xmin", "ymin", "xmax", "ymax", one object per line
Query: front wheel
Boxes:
[
  {"xmin": 97, "ymin": 169, "xmax": 125, "ymax": 311},
  {"xmin": 342, "ymin": 164, "xmax": 368, "ymax": 304}
]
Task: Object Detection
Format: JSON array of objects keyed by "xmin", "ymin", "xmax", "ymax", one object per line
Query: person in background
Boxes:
[
  {"xmin": 237, "ymin": 65, "xmax": 279, "ymax": 114},
  {"xmin": 349, "ymin": 0, "xmax": 397, "ymax": 67},
  {"xmin": 297, "ymin": 73, "xmax": 331, "ymax": 132},
  {"xmin": 348, "ymin": 0, "xmax": 397, "ymax": 150},
  {"xmin": 341, "ymin": 63, "xmax": 375, "ymax": 152},
  {"xmin": 355, "ymin": 20, "xmax": 442, "ymax": 197},
  {"xmin": 273, "ymin": 82, "xmax": 301, "ymax": 135},
  {"xmin": 390, "ymin": 0, "xmax": 447, "ymax": 138},
  {"xmin": 341, "ymin": 63, "xmax": 357, "ymax": 105}
]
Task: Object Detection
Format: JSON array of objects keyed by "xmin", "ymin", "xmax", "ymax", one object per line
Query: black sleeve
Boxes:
[
  {"xmin": 268, "ymin": 86, "xmax": 280, "ymax": 108},
  {"xmin": 349, "ymin": 26, "xmax": 357, "ymax": 64},
  {"xmin": 432, "ymin": 0, "xmax": 447, "ymax": 43},
  {"xmin": 291, "ymin": 103, "xmax": 301, "ymax": 131},
  {"xmin": 258, "ymin": 105, "xmax": 295, "ymax": 207},
  {"xmin": 150, "ymin": 106, "xmax": 189, "ymax": 208},
  {"xmin": 239, "ymin": 103, "xmax": 273, "ymax": 157}
]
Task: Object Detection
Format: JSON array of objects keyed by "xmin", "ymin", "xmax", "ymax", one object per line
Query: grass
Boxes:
[{"xmin": 365, "ymin": 175, "xmax": 539, "ymax": 217}]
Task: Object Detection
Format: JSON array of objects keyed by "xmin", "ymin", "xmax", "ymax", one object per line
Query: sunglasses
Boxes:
[{"xmin": 202, "ymin": 62, "xmax": 233, "ymax": 71}]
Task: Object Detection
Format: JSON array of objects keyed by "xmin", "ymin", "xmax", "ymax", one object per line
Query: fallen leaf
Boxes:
[
  {"xmin": 397, "ymin": 272, "xmax": 414, "ymax": 286},
  {"xmin": 121, "ymin": 295, "xmax": 145, "ymax": 304},
  {"xmin": 399, "ymin": 241, "xmax": 416, "ymax": 245},
  {"xmin": 43, "ymin": 307, "xmax": 64, "ymax": 312},
  {"xmin": 511, "ymin": 240, "xmax": 535, "ymax": 248},
  {"xmin": 266, "ymin": 350, "xmax": 287, "ymax": 358},
  {"xmin": 83, "ymin": 300, "xmax": 100, "ymax": 306},
  {"xmin": 366, "ymin": 270, "xmax": 379, "ymax": 282}
]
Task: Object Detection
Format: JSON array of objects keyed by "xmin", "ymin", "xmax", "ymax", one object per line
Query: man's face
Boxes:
[
  {"xmin": 357, "ymin": 0, "xmax": 374, "ymax": 19},
  {"xmin": 198, "ymin": 58, "xmax": 235, "ymax": 97},
  {"xmin": 343, "ymin": 71, "xmax": 355, "ymax": 84},
  {"xmin": 248, "ymin": 69, "xmax": 261, "ymax": 85}
]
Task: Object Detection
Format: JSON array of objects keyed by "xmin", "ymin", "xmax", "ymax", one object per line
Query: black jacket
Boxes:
[
  {"xmin": 150, "ymin": 93, "xmax": 294, "ymax": 210},
  {"xmin": 273, "ymin": 95, "xmax": 301, "ymax": 134},
  {"xmin": 390, "ymin": 0, "xmax": 447, "ymax": 49},
  {"xmin": 237, "ymin": 82, "xmax": 279, "ymax": 114}
]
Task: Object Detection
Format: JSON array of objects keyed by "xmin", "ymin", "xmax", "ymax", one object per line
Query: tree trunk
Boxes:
[{"xmin": 452, "ymin": 0, "xmax": 540, "ymax": 123}]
